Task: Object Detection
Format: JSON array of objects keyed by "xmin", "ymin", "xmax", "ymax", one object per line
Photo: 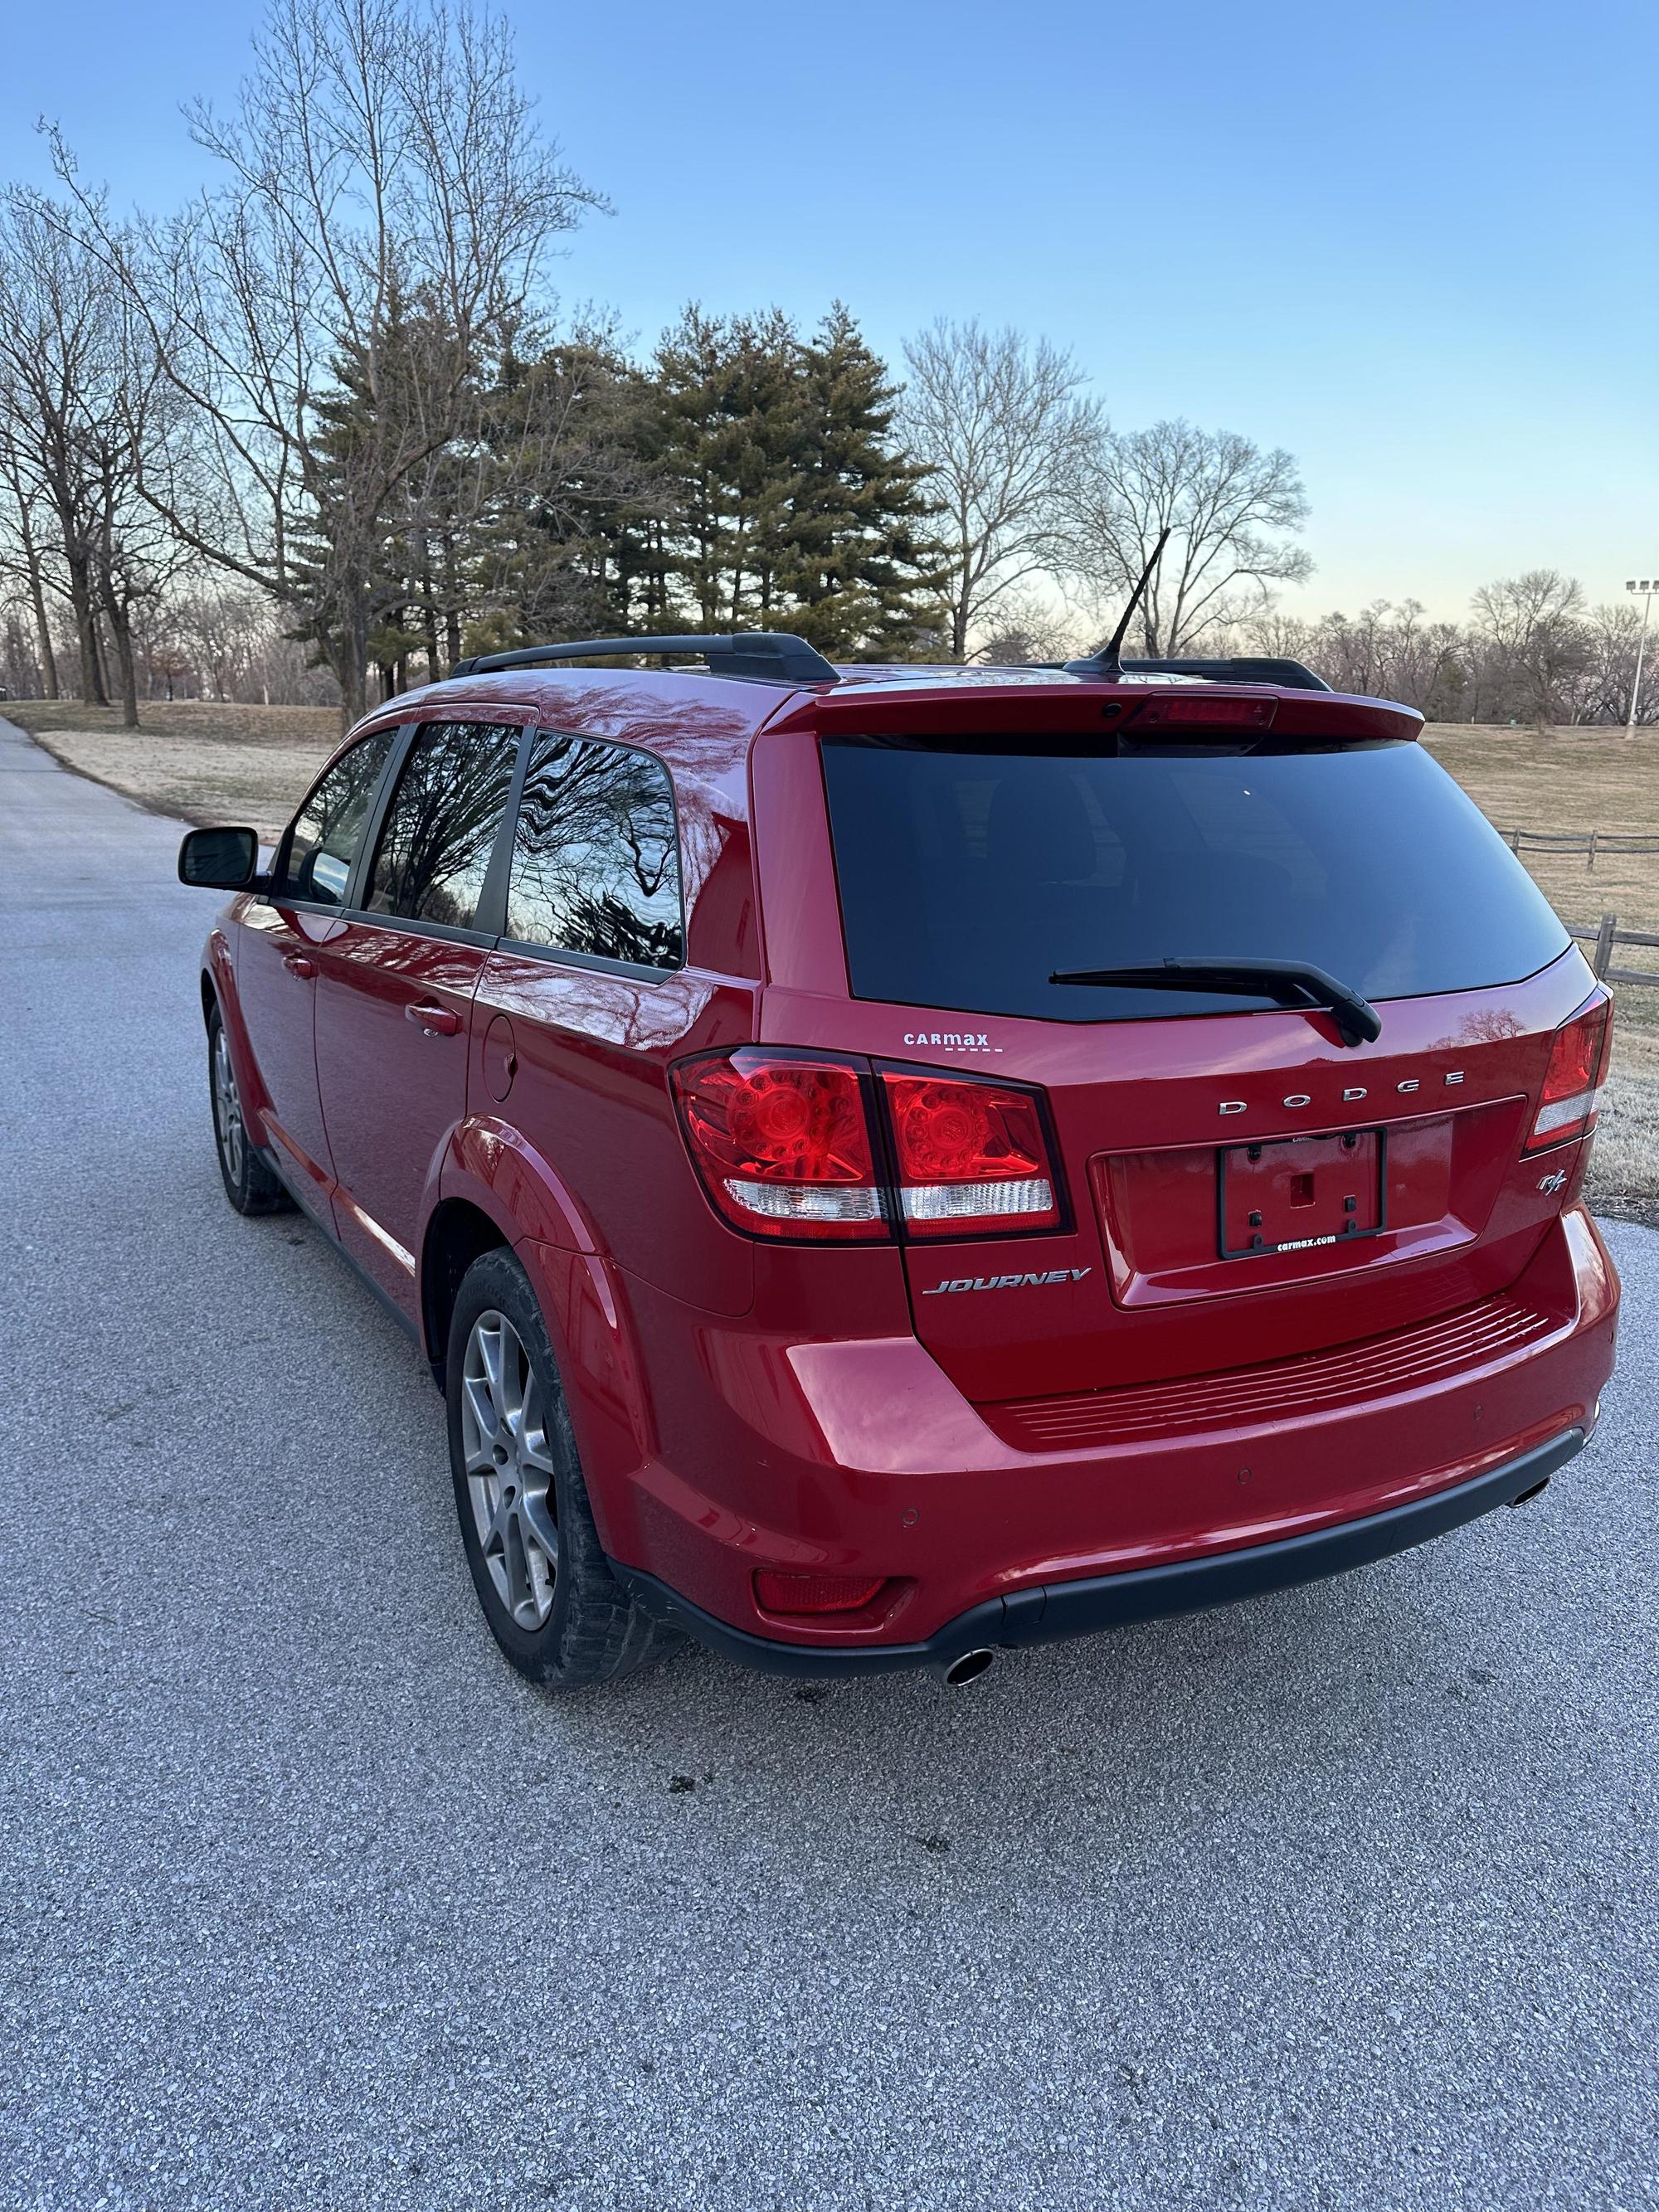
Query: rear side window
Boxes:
[
  {"xmin": 363, "ymin": 721, "xmax": 520, "ymax": 931},
  {"xmin": 821, "ymin": 737, "xmax": 1570, "ymax": 1023},
  {"xmin": 504, "ymin": 732, "xmax": 684, "ymax": 971},
  {"xmin": 275, "ymin": 727, "xmax": 396, "ymax": 907}
]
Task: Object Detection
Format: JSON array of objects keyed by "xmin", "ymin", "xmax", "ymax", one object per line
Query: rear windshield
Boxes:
[{"xmin": 820, "ymin": 737, "xmax": 1569, "ymax": 1023}]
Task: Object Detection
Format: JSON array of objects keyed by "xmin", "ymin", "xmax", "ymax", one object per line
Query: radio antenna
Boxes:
[{"xmin": 1064, "ymin": 527, "xmax": 1172, "ymax": 678}]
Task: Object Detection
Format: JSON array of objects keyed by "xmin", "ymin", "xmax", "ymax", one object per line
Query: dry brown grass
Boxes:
[
  {"xmin": 5, "ymin": 697, "xmax": 340, "ymax": 839},
  {"xmin": 1422, "ymin": 725, "xmax": 1659, "ymax": 980},
  {"xmin": 1424, "ymin": 724, "xmax": 1659, "ymax": 1219},
  {"xmin": 1587, "ymin": 1028, "xmax": 1659, "ymax": 1223}
]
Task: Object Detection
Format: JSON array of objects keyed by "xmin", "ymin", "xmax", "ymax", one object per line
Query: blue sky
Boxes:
[{"xmin": 5, "ymin": 0, "xmax": 1653, "ymax": 619}]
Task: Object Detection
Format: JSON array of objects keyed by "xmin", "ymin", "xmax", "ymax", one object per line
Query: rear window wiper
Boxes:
[{"xmin": 1047, "ymin": 956, "xmax": 1383, "ymax": 1048}]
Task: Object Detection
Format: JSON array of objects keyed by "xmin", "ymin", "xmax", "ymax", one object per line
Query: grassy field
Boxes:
[
  {"xmin": 1423, "ymin": 725, "xmax": 1659, "ymax": 1223},
  {"xmin": 7, "ymin": 698, "xmax": 1657, "ymax": 1218},
  {"xmin": 1422, "ymin": 722, "xmax": 1659, "ymax": 961},
  {"xmin": 9, "ymin": 698, "xmax": 340, "ymax": 839}
]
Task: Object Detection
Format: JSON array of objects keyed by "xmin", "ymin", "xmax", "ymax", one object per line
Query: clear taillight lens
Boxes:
[
  {"xmin": 1526, "ymin": 991, "xmax": 1613, "ymax": 1152},
  {"xmin": 879, "ymin": 1070, "xmax": 1061, "ymax": 1237},
  {"xmin": 670, "ymin": 1050, "xmax": 888, "ymax": 1240}
]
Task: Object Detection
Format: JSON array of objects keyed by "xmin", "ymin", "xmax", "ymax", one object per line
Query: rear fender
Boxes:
[
  {"xmin": 441, "ymin": 1115, "xmax": 601, "ymax": 1255},
  {"xmin": 518, "ymin": 1239, "xmax": 654, "ymax": 1555},
  {"xmin": 438, "ymin": 1120, "xmax": 651, "ymax": 1549}
]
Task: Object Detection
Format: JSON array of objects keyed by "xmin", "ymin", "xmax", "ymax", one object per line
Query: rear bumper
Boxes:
[
  {"xmin": 612, "ymin": 1424, "xmax": 1585, "ymax": 1675},
  {"xmin": 555, "ymin": 1205, "xmax": 1618, "ymax": 1665}
]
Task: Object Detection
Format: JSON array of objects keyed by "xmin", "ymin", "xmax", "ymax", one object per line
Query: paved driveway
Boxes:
[{"xmin": 1, "ymin": 717, "xmax": 1654, "ymax": 2212}]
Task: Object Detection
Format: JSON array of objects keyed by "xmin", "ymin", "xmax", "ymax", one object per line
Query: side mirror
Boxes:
[{"xmin": 178, "ymin": 825, "xmax": 260, "ymax": 891}]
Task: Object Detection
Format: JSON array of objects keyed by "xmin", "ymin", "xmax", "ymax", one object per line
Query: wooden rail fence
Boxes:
[
  {"xmin": 1501, "ymin": 827, "xmax": 1659, "ymax": 867},
  {"xmin": 1496, "ymin": 820, "xmax": 1659, "ymax": 983},
  {"xmin": 1566, "ymin": 915, "xmax": 1659, "ymax": 987}
]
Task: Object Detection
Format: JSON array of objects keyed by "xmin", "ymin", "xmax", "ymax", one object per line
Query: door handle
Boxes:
[
  {"xmin": 406, "ymin": 1003, "xmax": 462, "ymax": 1036},
  {"xmin": 284, "ymin": 953, "xmax": 318, "ymax": 978}
]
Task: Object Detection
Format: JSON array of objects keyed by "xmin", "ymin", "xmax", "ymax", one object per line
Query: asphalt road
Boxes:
[{"xmin": 2, "ymin": 715, "xmax": 1655, "ymax": 2212}]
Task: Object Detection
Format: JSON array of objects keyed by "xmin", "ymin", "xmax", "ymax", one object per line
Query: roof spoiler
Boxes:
[
  {"xmin": 448, "ymin": 632, "xmax": 839, "ymax": 687},
  {"xmin": 1118, "ymin": 655, "xmax": 1332, "ymax": 691},
  {"xmin": 768, "ymin": 682, "xmax": 1422, "ymax": 746}
]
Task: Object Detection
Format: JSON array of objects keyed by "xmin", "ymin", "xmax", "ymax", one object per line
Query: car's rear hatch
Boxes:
[{"xmin": 761, "ymin": 679, "xmax": 1604, "ymax": 1412}]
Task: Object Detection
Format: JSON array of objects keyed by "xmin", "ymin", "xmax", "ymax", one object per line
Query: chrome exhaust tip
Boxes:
[
  {"xmin": 940, "ymin": 1647, "xmax": 995, "ymax": 1688},
  {"xmin": 1508, "ymin": 1475, "xmax": 1551, "ymax": 1507}
]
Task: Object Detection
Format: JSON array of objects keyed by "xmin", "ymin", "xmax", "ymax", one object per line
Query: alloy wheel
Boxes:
[
  {"xmin": 212, "ymin": 1024, "xmax": 246, "ymax": 1184},
  {"xmin": 460, "ymin": 1309, "xmax": 560, "ymax": 1630}
]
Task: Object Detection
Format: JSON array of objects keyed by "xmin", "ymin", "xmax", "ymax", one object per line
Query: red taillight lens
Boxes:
[
  {"xmin": 879, "ymin": 1071, "xmax": 1061, "ymax": 1237},
  {"xmin": 753, "ymin": 1569, "xmax": 888, "ymax": 1616},
  {"xmin": 670, "ymin": 1050, "xmax": 888, "ymax": 1239},
  {"xmin": 1526, "ymin": 991, "xmax": 1613, "ymax": 1152}
]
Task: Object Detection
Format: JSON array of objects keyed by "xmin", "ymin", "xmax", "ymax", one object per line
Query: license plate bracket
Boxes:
[{"xmin": 1218, "ymin": 1127, "xmax": 1387, "ymax": 1259}]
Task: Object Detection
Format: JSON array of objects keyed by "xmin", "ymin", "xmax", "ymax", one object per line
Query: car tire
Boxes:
[
  {"xmin": 207, "ymin": 1002, "xmax": 294, "ymax": 1216},
  {"xmin": 445, "ymin": 1247, "xmax": 678, "ymax": 1689}
]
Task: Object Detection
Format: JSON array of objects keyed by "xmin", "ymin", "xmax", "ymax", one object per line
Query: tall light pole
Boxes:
[{"xmin": 1627, "ymin": 577, "xmax": 1657, "ymax": 737}]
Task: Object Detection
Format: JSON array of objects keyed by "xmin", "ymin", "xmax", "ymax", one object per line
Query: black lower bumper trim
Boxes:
[{"xmin": 611, "ymin": 1427, "xmax": 1586, "ymax": 1678}]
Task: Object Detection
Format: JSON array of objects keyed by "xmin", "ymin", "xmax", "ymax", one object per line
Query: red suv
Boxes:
[{"xmin": 179, "ymin": 631, "xmax": 1620, "ymax": 1689}]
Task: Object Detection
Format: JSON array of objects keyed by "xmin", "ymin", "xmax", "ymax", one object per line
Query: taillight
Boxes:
[
  {"xmin": 670, "ymin": 1050, "xmax": 888, "ymax": 1239},
  {"xmin": 879, "ymin": 1070, "xmax": 1061, "ymax": 1237},
  {"xmin": 1526, "ymin": 991, "xmax": 1613, "ymax": 1152},
  {"xmin": 674, "ymin": 1052, "xmax": 1068, "ymax": 1243}
]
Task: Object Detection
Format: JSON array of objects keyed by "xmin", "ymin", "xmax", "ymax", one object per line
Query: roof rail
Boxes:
[
  {"xmin": 448, "ymin": 632, "xmax": 839, "ymax": 687},
  {"xmin": 1119, "ymin": 655, "xmax": 1331, "ymax": 692}
]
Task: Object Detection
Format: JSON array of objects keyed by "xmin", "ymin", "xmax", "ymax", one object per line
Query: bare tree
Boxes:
[
  {"xmin": 90, "ymin": 286, "xmax": 198, "ymax": 724},
  {"xmin": 1470, "ymin": 570, "xmax": 1587, "ymax": 732},
  {"xmin": 898, "ymin": 320, "xmax": 1099, "ymax": 659},
  {"xmin": 1554, "ymin": 600, "xmax": 1650, "ymax": 727},
  {"xmin": 1364, "ymin": 600, "xmax": 1465, "ymax": 713},
  {"xmin": 1287, "ymin": 598, "xmax": 1465, "ymax": 715},
  {"xmin": 0, "ymin": 191, "xmax": 113, "ymax": 703},
  {"xmin": 167, "ymin": 587, "xmax": 268, "ymax": 700},
  {"xmin": 974, "ymin": 591, "xmax": 1080, "ymax": 665},
  {"xmin": 0, "ymin": 187, "xmax": 197, "ymax": 724},
  {"xmin": 1061, "ymin": 419, "xmax": 1312, "ymax": 655},
  {"xmin": 1234, "ymin": 604, "xmax": 1319, "ymax": 666},
  {"xmin": 0, "ymin": 443, "xmax": 61, "ymax": 698},
  {"xmin": 51, "ymin": 0, "xmax": 602, "ymax": 726},
  {"xmin": 1177, "ymin": 585, "xmax": 1656, "ymax": 729},
  {"xmin": 0, "ymin": 604, "xmax": 50, "ymax": 699},
  {"xmin": 141, "ymin": 582, "xmax": 338, "ymax": 703}
]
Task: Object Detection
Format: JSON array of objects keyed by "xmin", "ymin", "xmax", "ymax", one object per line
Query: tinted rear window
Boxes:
[{"xmin": 820, "ymin": 738, "xmax": 1569, "ymax": 1023}]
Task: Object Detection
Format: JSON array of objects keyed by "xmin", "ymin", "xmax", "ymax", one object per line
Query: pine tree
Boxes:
[
  {"xmin": 651, "ymin": 303, "xmax": 944, "ymax": 655},
  {"xmin": 652, "ymin": 307, "xmax": 810, "ymax": 630},
  {"xmin": 285, "ymin": 314, "xmax": 425, "ymax": 700},
  {"xmin": 461, "ymin": 328, "xmax": 670, "ymax": 651},
  {"xmin": 435, "ymin": 304, "xmax": 948, "ymax": 663},
  {"xmin": 785, "ymin": 305, "xmax": 946, "ymax": 659}
]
